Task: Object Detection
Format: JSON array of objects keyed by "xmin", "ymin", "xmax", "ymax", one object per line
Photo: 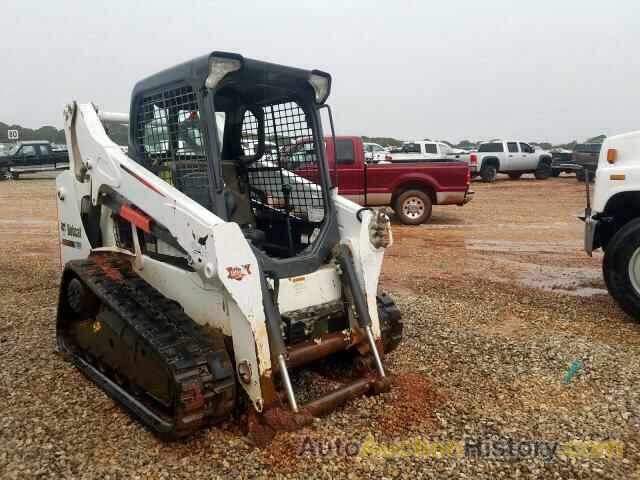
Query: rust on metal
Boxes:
[
  {"xmin": 259, "ymin": 369, "xmax": 280, "ymax": 410},
  {"xmin": 275, "ymin": 331, "xmax": 352, "ymax": 372},
  {"xmin": 303, "ymin": 377, "xmax": 372, "ymax": 417},
  {"xmin": 181, "ymin": 383, "xmax": 205, "ymax": 412},
  {"xmin": 90, "ymin": 253, "xmax": 127, "ymax": 282}
]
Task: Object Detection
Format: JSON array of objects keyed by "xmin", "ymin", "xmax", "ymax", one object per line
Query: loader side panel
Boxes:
[{"xmin": 56, "ymin": 171, "xmax": 92, "ymax": 264}]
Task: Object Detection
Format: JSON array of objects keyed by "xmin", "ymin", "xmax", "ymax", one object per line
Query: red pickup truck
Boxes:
[{"xmin": 316, "ymin": 136, "xmax": 473, "ymax": 224}]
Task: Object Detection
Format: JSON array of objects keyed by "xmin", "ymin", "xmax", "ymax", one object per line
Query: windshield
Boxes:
[{"xmin": 576, "ymin": 144, "xmax": 601, "ymax": 153}]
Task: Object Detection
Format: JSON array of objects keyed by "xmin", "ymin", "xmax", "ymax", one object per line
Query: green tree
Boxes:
[
  {"xmin": 361, "ymin": 136, "xmax": 403, "ymax": 147},
  {"xmin": 585, "ymin": 134, "xmax": 606, "ymax": 144}
]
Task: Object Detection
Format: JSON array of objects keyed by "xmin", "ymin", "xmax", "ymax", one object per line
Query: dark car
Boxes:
[
  {"xmin": 0, "ymin": 141, "xmax": 69, "ymax": 180},
  {"xmin": 550, "ymin": 149, "xmax": 574, "ymax": 177},
  {"xmin": 573, "ymin": 143, "xmax": 602, "ymax": 181}
]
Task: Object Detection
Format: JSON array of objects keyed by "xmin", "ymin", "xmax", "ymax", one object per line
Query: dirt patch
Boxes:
[
  {"xmin": 373, "ymin": 373, "xmax": 440, "ymax": 437},
  {"xmin": 3, "ymin": 175, "xmax": 640, "ymax": 478},
  {"xmin": 481, "ymin": 307, "xmax": 529, "ymax": 337},
  {"xmin": 258, "ymin": 427, "xmax": 321, "ymax": 474}
]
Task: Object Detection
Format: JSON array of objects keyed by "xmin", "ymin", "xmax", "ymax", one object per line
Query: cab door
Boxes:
[
  {"xmin": 519, "ymin": 142, "xmax": 538, "ymax": 170},
  {"xmin": 38, "ymin": 144, "xmax": 52, "ymax": 169},
  {"xmin": 330, "ymin": 138, "xmax": 363, "ymax": 204},
  {"xmin": 14, "ymin": 145, "xmax": 37, "ymax": 171},
  {"xmin": 506, "ymin": 142, "xmax": 523, "ymax": 170}
]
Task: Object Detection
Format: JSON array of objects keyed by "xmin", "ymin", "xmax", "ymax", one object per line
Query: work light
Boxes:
[
  {"xmin": 308, "ymin": 70, "xmax": 331, "ymax": 104},
  {"xmin": 206, "ymin": 54, "xmax": 243, "ymax": 90}
]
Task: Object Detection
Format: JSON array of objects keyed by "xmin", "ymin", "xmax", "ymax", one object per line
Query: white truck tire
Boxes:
[{"xmin": 603, "ymin": 217, "xmax": 640, "ymax": 320}]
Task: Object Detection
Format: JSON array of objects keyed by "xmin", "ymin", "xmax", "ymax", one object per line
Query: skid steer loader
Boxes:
[{"xmin": 55, "ymin": 51, "xmax": 403, "ymax": 439}]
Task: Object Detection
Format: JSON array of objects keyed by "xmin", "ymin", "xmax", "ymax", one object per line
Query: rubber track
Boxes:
[
  {"xmin": 58, "ymin": 253, "xmax": 236, "ymax": 439},
  {"xmin": 377, "ymin": 292, "xmax": 403, "ymax": 354}
]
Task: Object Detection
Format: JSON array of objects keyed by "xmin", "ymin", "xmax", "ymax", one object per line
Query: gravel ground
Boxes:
[{"xmin": 1, "ymin": 174, "xmax": 639, "ymax": 479}]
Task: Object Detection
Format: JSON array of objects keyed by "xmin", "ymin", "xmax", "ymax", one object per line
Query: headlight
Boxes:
[
  {"xmin": 205, "ymin": 53, "xmax": 243, "ymax": 90},
  {"xmin": 308, "ymin": 70, "xmax": 331, "ymax": 104}
]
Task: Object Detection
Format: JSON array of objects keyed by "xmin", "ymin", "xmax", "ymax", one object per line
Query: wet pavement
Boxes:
[{"xmin": 382, "ymin": 174, "xmax": 605, "ymax": 299}]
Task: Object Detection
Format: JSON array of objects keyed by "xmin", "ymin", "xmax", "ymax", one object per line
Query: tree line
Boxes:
[
  {"xmin": 1, "ymin": 120, "xmax": 605, "ymax": 151},
  {"xmin": 0, "ymin": 122, "xmax": 129, "ymax": 146}
]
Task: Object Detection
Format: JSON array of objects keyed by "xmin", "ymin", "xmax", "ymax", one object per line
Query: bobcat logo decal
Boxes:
[{"xmin": 226, "ymin": 264, "xmax": 252, "ymax": 281}]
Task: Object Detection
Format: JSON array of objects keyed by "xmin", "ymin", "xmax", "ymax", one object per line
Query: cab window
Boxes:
[
  {"xmin": 507, "ymin": 142, "xmax": 518, "ymax": 153},
  {"xmin": 403, "ymin": 143, "xmax": 421, "ymax": 153},
  {"xmin": 424, "ymin": 144, "xmax": 438, "ymax": 154},
  {"xmin": 335, "ymin": 139, "xmax": 354, "ymax": 165},
  {"xmin": 478, "ymin": 143, "xmax": 504, "ymax": 153},
  {"xmin": 21, "ymin": 146, "xmax": 36, "ymax": 156},
  {"xmin": 519, "ymin": 143, "xmax": 533, "ymax": 153}
]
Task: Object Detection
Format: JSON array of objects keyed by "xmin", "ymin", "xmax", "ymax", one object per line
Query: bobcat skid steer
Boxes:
[{"xmin": 55, "ymin": 51, "xmax": 403, "ymax": 439}]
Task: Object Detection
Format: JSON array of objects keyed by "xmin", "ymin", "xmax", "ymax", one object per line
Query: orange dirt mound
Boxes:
[{"xmin": 374, "ymin": 372, "xmax": 440, "ymax": 436}]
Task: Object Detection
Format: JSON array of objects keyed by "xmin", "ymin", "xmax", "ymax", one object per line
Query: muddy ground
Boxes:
[{"xmin": 1, "ymin": 174, "xmax": 638, "ymax": 479}]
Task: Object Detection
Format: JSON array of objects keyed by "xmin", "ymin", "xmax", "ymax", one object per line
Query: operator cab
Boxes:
[{"xmin": 128, "ymin": 52, "xmax": 339, "ymax": 277}]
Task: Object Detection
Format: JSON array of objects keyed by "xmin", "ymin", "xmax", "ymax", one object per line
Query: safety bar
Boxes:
[{"xmin": 98, "ymin": 111, "xmax": 129, "ymax": 125}]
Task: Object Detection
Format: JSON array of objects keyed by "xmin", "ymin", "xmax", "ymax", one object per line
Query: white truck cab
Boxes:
[
  {"xmin": 583, "ymin": 129, "xmax": 640, "ymax": 318},
  {"xmin": 389, "ymin": 141, "xmax": 467, "ymax": 162},
  {"xmin": 363, "ymin": 142, "xmax": 388, "ymax": 162},
  {"xmin": 469, "ymin": 141, "xmax": 552, "ymax": 182}
]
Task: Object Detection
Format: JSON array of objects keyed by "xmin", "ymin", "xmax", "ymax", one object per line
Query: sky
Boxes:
[{"xmin": 1, "ymin": 0, "xmax": 639, "ymax": 144}]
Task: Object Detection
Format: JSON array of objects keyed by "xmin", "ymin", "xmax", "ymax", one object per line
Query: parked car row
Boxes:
[
  {"xmin": 0, "ymin": 134, "xmax": 600, "ymax": 227},
  {"xmin": 363, "ymin": 139, "xmax": 557, "ymax": 184},
  {"xmin": 363, "ymin": 139, "xmax": 605, "ymax": 184}
]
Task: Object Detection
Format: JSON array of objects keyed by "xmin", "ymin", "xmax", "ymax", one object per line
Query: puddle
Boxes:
[
  {"xmin": 465, "ymin": 239, "xmax": 577, "ymax": 254},
  {"xmin": 490, "ymin": 257, "xmax": 607, "ymax": 297},
  {"xmin": 424, "ymin": 222, "xmax": 572, "ymax": 230}
]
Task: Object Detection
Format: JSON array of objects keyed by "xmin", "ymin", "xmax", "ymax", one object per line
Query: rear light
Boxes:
[
  {"xmin": 470, "ymin": 153, "xmax": 477, "ymax": 165},
  {"xmin": 607, "ymin": 148, "xmax": 618, "ymax": 164}
]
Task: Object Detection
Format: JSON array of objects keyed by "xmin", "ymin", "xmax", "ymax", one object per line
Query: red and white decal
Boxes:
[{"xmin": 226, "ymin": 264, "xmax": 252, "ymax": 281}]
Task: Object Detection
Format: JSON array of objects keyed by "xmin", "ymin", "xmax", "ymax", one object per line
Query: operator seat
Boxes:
[{"xmin": 221, "ymin": 160, "xmax": 265, "ymax": 246}]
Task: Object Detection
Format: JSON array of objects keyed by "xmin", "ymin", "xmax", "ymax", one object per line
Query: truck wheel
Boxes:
[
  {"xmin": 394, "ymin": 189, "xmax": 432, "ymax": 225},
  {"xmin": 551, "ymin": 169, "xmax": 561, "ymax": 177},
  {"xmin": 480, "ymin": 164, "xmax": 497, "ymax": 183},
  {"xmin": 508, "ymin": 173, "xmax": 522, "ymax": 180},
  {"xmin": 576, "ymin": 169, "xmax": 586, "ymax": 182},
  {"xmin": 534, "ymin": 161, "xmax": 551, "ymax": 180},
  {"xmin": 603, "ymin": 218, "xmax": 640, "ymax": 320}
]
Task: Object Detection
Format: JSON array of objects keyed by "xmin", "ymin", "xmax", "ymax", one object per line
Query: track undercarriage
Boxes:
[
  {"xmin": 56, "ymin": 252, "xmax": 403, "ymax": 440},
  {"xmin": 56, "ymin": 253, "xmax": 237, "ymax": 439}
]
